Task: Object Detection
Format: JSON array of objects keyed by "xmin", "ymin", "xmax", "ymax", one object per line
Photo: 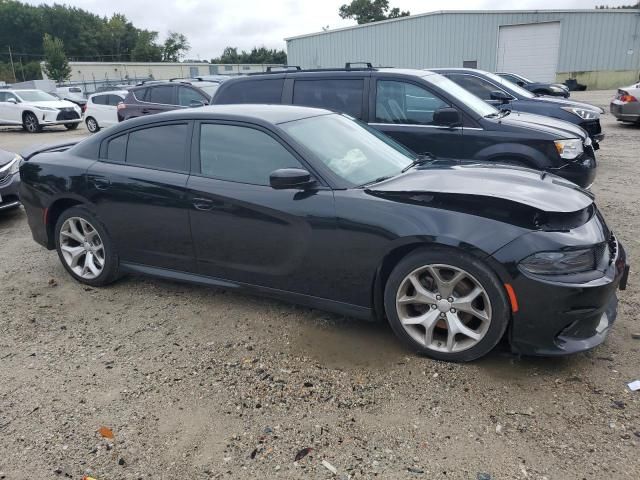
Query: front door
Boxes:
[
  {"xmin": 369, "ymin": 79, "xmax": 464, "ymax": 158},
  {"xmin": 187, "ymin": 121, "xmax": 337, "ymax": 298},
  {"xmin": 85, "ymin": 121, "xmax": 195, "ymax": 271},
  {"xmin": 0, "ymin": 91, "xmax": 22, "ymax": 124}
]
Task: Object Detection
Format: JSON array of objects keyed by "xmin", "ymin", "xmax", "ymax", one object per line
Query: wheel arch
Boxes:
[
  {"xmin": 45, "ymin": 197, "xmax": 88, "ymax": 248},
  {"xmin": 371, "ymin": 239, "xmax": 496, "ymax": 322}
]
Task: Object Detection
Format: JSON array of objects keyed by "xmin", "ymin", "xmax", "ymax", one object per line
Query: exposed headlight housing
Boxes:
[
  {"xmin": 554, "ymin": 138, "xmax": 584, "ymax": 160},
  {"xmin": 561, "ymin": 106, "xmax": 599, "ymax": 120},
  {"xmin": 520, "ymin": 246, "xmax": 606, "ymax": 275},
  {"xmin": 0, "ymin": 154, "xmax": 23, "ymax": 176}
]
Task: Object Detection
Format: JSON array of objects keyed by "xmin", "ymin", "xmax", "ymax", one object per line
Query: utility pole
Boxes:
[{"xmin": 8, "ymin": 45, "xmax": 17, "ymax": 83}]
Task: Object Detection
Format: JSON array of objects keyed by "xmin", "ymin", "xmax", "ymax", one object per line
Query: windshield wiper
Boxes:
[
  {"xmin": 358, "ymin": 175, "xmax": 395, "ymax": 188},
  {"xmin": 401, "ymin": 152, "xmax": 436, "ymax": 173}
]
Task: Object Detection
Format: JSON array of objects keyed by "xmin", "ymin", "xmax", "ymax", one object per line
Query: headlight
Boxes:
[
  {"xmin": 0, "ymin": 154, "xmax": 23, "ymax": 176},
  {"xmin": 520, "ymin": 247, "xmax": 602, "ymax": 275},
  {"xmin": 561, "ymin": 106, "xmax": 599, "ymax": 120},
  {"xmin": 35, "ymin": 106, "xmax": 57, "ymax": 112},
  {"xmin": 554, "ymin": 138, "xmax": 584, "ymax": 160}
]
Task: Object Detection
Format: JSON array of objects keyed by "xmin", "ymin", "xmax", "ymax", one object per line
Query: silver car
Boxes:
[{"xmin": 610, "ymin": 82, "xmax": 640, "ymax": 124}]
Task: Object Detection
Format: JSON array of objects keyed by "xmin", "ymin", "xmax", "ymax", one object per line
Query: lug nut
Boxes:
[
  {"xmin": 448, "ymin": 297, "xmax": 453, "ymax": 302},
  {"xmin": 450, "ymin": 308, "xmax": 456, "ymax": 313},
  {"xmin": 436, "ymin": 295, "xmax": 441, "ymax": 300},
  {"xmin": 431, "ymin": 304, "xmax": 437, "ymax": 309}
]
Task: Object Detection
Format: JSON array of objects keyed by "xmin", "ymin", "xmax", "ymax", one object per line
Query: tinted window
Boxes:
[
  {"xmin": 106, "ymin": 134, "xmax": 127, "ymax": 162},
  {"xmin": 127, "ymin": 124, "xmax": 188, "ymax": 171},
  {"xmin": 107, "ymin": 94, "xmax": 124, "ymax": 106},
  {"xmin": 215, "ymin": 79, "xmax": 283, "ymax": 104},
  {"xmin": 178, "ymin": 86, "xmax": 207, "ymax": 106},
  {"xmin": 134, "ymin": 87, "xmax": 149, "ymax": 102},
  {"xmin": 199, "ymin": 124, "xmax": 301, "ymax": 185},
  {"xmin": 446, "ymin": 74, "xmax": 502, "ymax": 100},
  {"xmin": 92, "ymin": 95, "xmax": 108, "ymax": 105},
  {"xmin": 293, "ymin": 79, "xmax": 364, "ymax": 119},
  {"xmin": 148, "ymin": 85, "xmax": 174, "ymax": 104},
  {"xmin": 375, "ymin": 81, "xmax": 450, "ymax": 125},
  {"xmin": 69, "ymin": 87, "xmax": 82, "ymax": 93}
]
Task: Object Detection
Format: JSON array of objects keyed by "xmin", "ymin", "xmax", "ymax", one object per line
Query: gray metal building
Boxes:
[{"xmin": 286, "ymin": 9, "xmax": 640, "ymax": 90}]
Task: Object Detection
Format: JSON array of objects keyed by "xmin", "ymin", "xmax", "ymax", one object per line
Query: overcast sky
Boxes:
[{"xmin": 26, "ymin": 0, "xmax": 633, "ymax": 60}]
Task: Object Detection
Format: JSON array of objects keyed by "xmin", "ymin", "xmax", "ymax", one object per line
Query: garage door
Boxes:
[{"xmin": 496, "ymin": 22, "xmax": 561, "ymax": 82}]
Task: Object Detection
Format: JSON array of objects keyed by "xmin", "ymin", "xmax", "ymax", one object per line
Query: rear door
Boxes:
[
  {"xmin": 369, "ymin": 78, "xmax": 464, "ymax": 158},
  {"xmin": 86, "ymin": 121, "xmax": 195, "ymax": 271},
  {"xmin": 139, "ymin": 85, "xmax": 177, "ymax": 116},
  {"xmin": 186, "ymin": 120, "xmax": 337, "ymax": 298}
]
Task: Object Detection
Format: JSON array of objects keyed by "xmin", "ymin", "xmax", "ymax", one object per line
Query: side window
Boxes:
[
  {"xmin": 178, "ymin": 86, "xmax": 207, "ymax": 106},
  {"xmin": 92, "ymin": 95, "xmax": 108, "ymax": 105},
  {"xmin": 293, "ymin": 79, "xmax": 364, "ymax": 119},
  {"xmin": 375, "ymin": 80, "xmax": 450, "ymax": 125},
  {"xmin": 108, "ymin": 95, "xmax": 123, "ymax": 106},
  {"xmin": 126, "ymin": 124, "xmax": 188, "ymax": 171},
  {"xmin": 134, "ymin": 88, "xmax": 149, "ymax": 102},
  {"xmin": 199, "ymin": 124, "xmax": 302, "ymax": 186},
  {"xmin": 148, "ymin": 86, "xmax": 174, "ymax": 105},
  {"xmin": 446, "ymin": 74, "xmax": 502, "ymax": 101},
  {"xmin": 214, "ymin": 79, "xmax": 284, "ymax": 104},
  {"xmin": 0, "ymin": 92, "xmax": 8, "ymax": 102},
  {"xmin": 106, "ymin": 134, "xmax": 127, "ymax": 162}
]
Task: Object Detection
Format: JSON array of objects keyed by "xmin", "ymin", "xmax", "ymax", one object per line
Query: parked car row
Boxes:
[{"xmin": 15, "ymin": 63, "xmax": 630, "ymax": 362}]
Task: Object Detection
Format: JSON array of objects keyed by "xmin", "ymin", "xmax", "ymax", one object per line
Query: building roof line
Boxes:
[{"xmin": 284, "ymin": 9, "xmax": 640, "ymax": 41}]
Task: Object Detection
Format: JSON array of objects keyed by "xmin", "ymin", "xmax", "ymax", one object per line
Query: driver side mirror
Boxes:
[
  {"xmin": 490, "ymin": 90, "xmax": 512, "ymax": 104},
  {"xmin": 433, "ymin": 107, "xmax": 462, "ymax": 128},
  {"xmin": 270, "ymin": 168, "xmax": 313, "ymax": 190},
  {"xmin": 6, "ymin": 97, "xmax": 17, "ymax": 104}
]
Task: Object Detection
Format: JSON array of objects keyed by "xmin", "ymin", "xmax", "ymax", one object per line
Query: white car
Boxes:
[
  {"xmin": 56, "ymin": 86, "xmax": 85, "ymax": 102},
  {"xmin": 84, "ymin": 91, "xmax": 127, "ymax": 133},
  {"xmin": 0, "ymin": 89, "xmax": 82, "ymax": 133}
]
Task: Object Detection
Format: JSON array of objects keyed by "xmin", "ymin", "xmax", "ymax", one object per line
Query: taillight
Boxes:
[
  {"xmin": 617, "ymin": 90, "xmax": 637, "ymax": 103},
  {"xmin": 117, "ymin": 102, "xmax": 126, "ymax": 110}
]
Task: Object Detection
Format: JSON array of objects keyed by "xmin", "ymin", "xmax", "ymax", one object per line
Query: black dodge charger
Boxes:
[{"xmin": 19, "ymin": 105, "xmax": 629, "ymax": 362}]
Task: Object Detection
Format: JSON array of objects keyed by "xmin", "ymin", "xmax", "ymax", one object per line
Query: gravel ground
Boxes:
[{"xmin": 0, "ymin": 91, "xmax": 638, "ymax": 480}]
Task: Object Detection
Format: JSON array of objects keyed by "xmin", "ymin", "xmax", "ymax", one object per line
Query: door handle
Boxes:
[
  {"xmin": 92, "ymin": 177, "xmax": 111, "ymax": 190},
  {"xmin": 193, "ymin": 197, "xmax": 214, "ymax": 211},
  {"xmin": 141, "ymin": 109, "xmax": 150, "ymax": 114}
]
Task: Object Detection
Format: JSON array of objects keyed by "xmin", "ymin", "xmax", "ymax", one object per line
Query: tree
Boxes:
[
  {"xmin": 42, "ymin": 33, "xmax": 70, "ymax": 82},
  {"xmin": 162, "ymin": 31, "xmax": 190, "ymax": 62},
  {"xmin": 211, "ymin": 46, "xmax": 287, "ymax": 64},
  {"xmin": 131, "ymin": 30, "xmax": 162, "ymax": 62},
  {"xmin": 338, "ymin": 0, "xmax": 409, "ymax": 24}
]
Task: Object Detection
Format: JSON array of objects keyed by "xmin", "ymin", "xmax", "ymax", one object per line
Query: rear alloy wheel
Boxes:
[
  {"xmin": 85, "ymin": 117, "xmax": 99, "ymax": 133},
  {"xmin": 384, "ymin": 249, "xmax": 509, "ymax": 361},
  {"xmin": 23, "ymin": 112, "xmax": 42, "ymax": 133},
  {"xmin": 55, "ymin": 207, "xmax": 119, "ymax": 286}
]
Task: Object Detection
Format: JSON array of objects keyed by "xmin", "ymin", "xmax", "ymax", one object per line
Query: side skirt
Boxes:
[{"xmin": 120, "ymin": 262, "xmax": 374, "ymax": 321}]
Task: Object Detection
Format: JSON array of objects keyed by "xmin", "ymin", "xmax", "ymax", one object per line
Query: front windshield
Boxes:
[
  {"xmin": 197, "ymin": 83, "xmax": 220, "ymax": 97},
  {"xmin": 482, "ymin": 71, "xmax": 535, "ymax": 98},
  {"xmin": 280, "ymin": 114, "xmax": 414, "ymax": 186},
  {"xmin": 426, "ymin": 73, "xmax": 498, "ymax": 117},
  {"xmin": 16, "ymin": 90, "xmax": 58, "ymax": 102}
]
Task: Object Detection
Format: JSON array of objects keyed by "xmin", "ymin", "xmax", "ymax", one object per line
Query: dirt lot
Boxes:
[{"xmin": 0, "ymin": 91, "xmax": 638, "ymax": 479}]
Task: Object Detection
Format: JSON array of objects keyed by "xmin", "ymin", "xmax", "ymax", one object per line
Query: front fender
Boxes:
[{"xmin": 474, "ymin": 142, "xmax": 555, "ymax": 169}]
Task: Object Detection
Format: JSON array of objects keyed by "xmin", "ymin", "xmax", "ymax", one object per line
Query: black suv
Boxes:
[
  {"xmin": 117, "ymin": 79, "xmax": 221, "ymax": 122},
  {"xmin": 432, "ymin": 68, "xmax": 603, "ymax": 142},
  {"xmin": 212, "ymin": 66, "xmax": 597, "ymax": 188},
  {"xmin": 496, "ymin": 72, "xmax": 570, "ymax": 98}
]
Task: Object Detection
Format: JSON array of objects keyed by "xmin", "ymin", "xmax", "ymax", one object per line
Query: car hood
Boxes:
[
  {"xmin": 529, "ymin": 95, "xmax": 603, "ymax": 113},
  {"xmin": 367, "ymin": 161, "xmax": 593, "ymax": 213},
  {"xmin": 0, "ymin": 149, "xmax": 17, "ymax": 168},
  {"xmin": 28, "ymin": 100, "xmax": 78, "ymax": 109},
  {"xmin": 497, "ymin": 111, "xmax": 589, "ymax": 140}
]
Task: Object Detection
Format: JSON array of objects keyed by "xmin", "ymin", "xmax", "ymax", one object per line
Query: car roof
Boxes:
[{"xmin": 171, "ymin": 104, "xmax": 333, "ymax": 124}]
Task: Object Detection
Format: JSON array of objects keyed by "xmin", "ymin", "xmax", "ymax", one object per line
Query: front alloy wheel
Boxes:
[
  {"xmin": 384, "ymin": 249, "xmax": 509, "ymax": 362},
  {"xmin": 59, "ymin": 217, "xmax": 105, "ymax": 280},
  {"xmin": 23, "ymin": 112, "xmax": 41, "ymax": 133},
  {"xmin": 396, "ymin": 265, "xmax": 492, "ymax": 353}
]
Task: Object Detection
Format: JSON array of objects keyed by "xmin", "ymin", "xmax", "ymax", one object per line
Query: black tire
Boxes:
[
  {"xmin": 23, "ymin": 112, "xmax": 42, "ymax": 133},
  {"xmin": 65, "ymin": 122, "xmax": 79, "ymax": 130},
  {"xmin": 384, "ymin": 247, "xmax": 510, "ymax": 362},
  {"xmin": 85, "ymin": 116, "xmax": 100, "ymax": 133},
  {"xmin": 54, "ymin": 206, "xmax": 120, "ymax": 287}
]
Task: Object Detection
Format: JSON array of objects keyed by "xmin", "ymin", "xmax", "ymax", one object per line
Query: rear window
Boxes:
[
  {"xmin": 126, "ymin": 124, "xmax": 188, "ymax": 171},
  {"xmin": 107, "ymin": 94, "xmax": 123, "ymax": 106},
  {"xmin": 69, "ymin": 87, "xmax": 82, "ymax": 93},
  {"xmin": 214, "ymin": 79, "xmax": 283, "ymax": 104},
  {"xmin": 293, "ymin": 79, "xmax": 364, "ymax": 119}
]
